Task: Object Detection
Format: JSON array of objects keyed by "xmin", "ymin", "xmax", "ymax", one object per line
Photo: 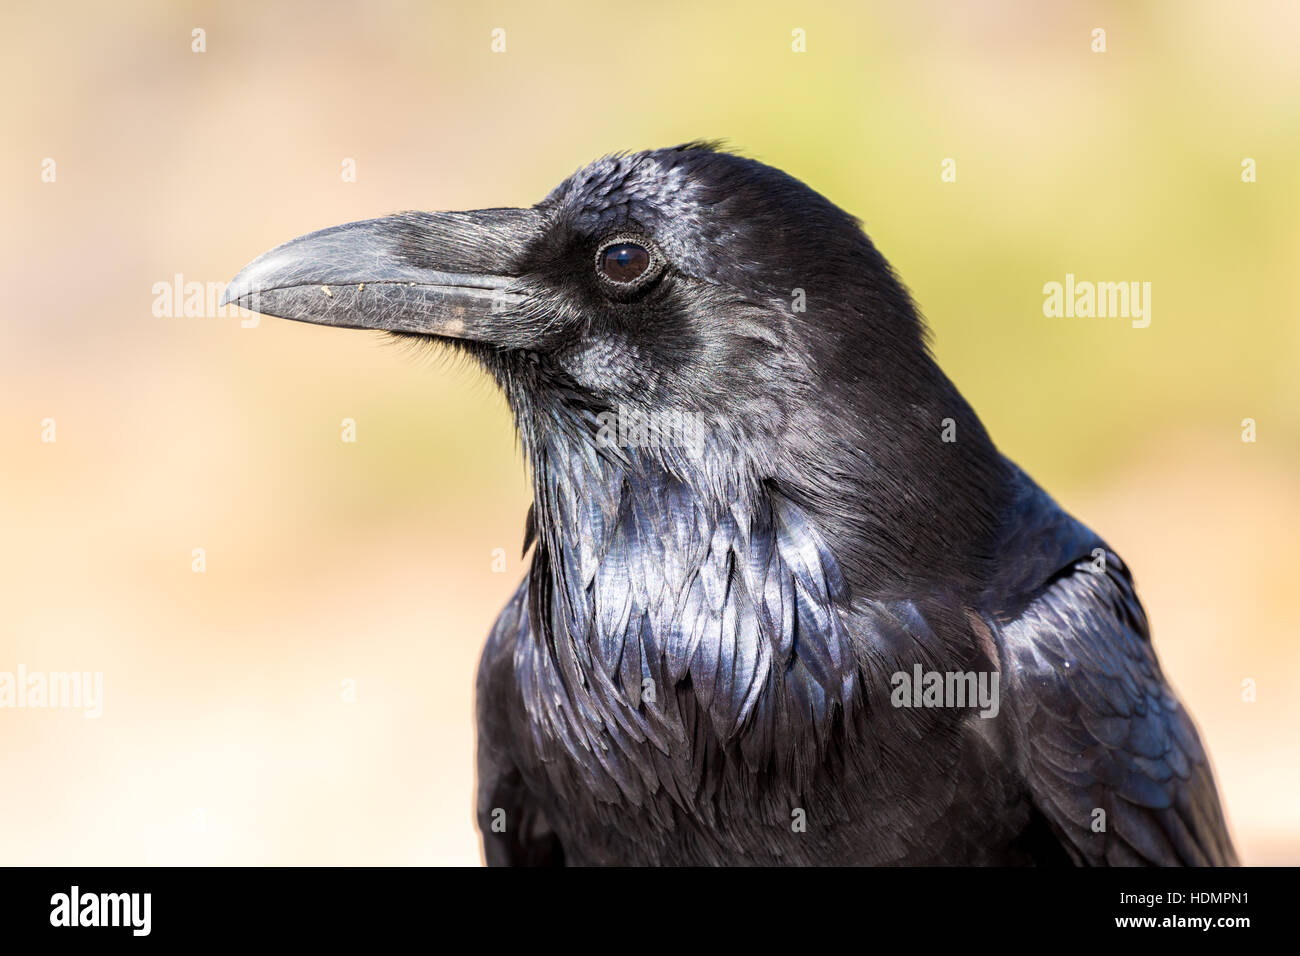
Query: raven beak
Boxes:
[{"xmin": 221, "ymin": 209, "xmax": 541, "ymax": 342}]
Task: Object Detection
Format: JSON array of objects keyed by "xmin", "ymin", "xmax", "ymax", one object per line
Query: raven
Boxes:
[{"xmin": 224, "ymin": 143, "xmax": 1237, "ymax": 866}]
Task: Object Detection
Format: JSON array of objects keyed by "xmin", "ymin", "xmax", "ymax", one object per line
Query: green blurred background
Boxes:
[{"xmin": 2, "ymin": 0, "xmax": 1296, "ymax": 864}]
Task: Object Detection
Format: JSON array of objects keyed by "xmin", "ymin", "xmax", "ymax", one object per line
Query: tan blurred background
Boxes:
[{"xmin": 1, "ymin": 0, "xmax": 1297, "ymax": 865}]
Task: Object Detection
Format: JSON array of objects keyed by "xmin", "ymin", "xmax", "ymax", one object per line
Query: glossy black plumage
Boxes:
[{"xmin": 225, "ymin": 142, "xmax": 1237, "ymax": 866}]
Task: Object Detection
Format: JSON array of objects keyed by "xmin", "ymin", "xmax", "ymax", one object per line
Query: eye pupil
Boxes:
[{"xmin": 600, "ymin": 242, "xmax": 652, "ymax": 283}]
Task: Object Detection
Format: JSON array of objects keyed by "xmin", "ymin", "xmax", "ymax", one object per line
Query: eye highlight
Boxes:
[{"xmin": 595, "ymin": 235, "xmax": 662, "ymax": 290}]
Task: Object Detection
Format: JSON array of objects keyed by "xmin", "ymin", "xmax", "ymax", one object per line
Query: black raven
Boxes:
[{"xmin": 224, "ymin": 143, "xmax": 1237, "ymax": 866}]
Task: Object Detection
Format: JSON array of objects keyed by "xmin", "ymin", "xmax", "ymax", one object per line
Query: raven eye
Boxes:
[
  {"xmin": 599, "ymin": 242, "xmax": 650, "ymax": 282},
  {"xmin": 595, "ymin": 237, "xmax": 660, "ymax": 288}
]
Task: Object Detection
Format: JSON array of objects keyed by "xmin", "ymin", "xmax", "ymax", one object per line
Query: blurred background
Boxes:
[{"xmin": 1, "ymin": 0, "xmax": 1296, "ymax": 865}]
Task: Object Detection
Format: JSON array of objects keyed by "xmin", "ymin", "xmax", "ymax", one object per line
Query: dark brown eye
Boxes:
[{"xmin": 597, "ymin": 240, "xmax": 653, "ymax": 285}]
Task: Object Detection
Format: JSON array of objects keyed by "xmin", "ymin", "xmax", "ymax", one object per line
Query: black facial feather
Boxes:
[{"xmin": 465, "ymin": 143, "xmax": 1012, "ymax": 599}]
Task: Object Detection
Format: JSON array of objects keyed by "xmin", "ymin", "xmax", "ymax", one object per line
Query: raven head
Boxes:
[{"xmin": 226, "ymin": 143, "xmax": 1006, "ymax": 592}]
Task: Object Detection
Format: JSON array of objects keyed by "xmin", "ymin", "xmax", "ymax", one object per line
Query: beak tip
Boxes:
[{"xmin": 221, "ymin": 264, "xmax": 260, "ymax": 310}]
